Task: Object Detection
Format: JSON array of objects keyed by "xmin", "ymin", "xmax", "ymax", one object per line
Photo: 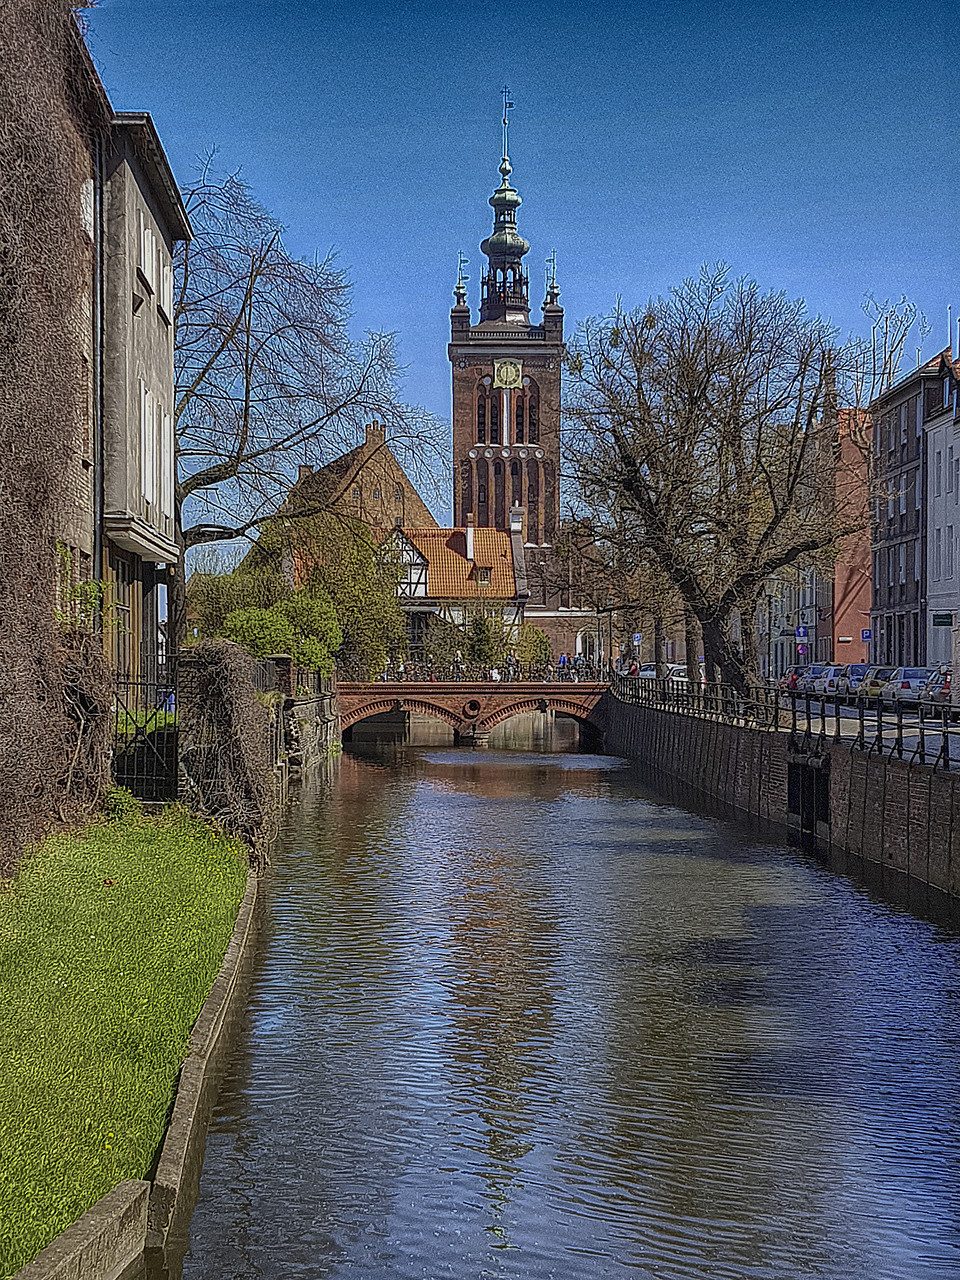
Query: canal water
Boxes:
[{"xmin": 182, "ymin": 715, "xmax": 960, "ymax": 1280}]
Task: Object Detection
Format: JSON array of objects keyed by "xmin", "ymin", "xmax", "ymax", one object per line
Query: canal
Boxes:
[{"xmin": 182, "ymin": 714, "xmax": 960, "ymax": 1279}]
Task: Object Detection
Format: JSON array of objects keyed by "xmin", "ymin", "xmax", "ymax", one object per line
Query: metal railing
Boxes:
[
  {"xmin": 112, "ymin": 669, "xmax": 178, "ymax": 801},
  {"xmin": 609, "ymin": 672, "xmax": 960, "ymax": 771},
  {"xmin": 251, "ymin": 658, "xmax": 278, "ymax": 693}
]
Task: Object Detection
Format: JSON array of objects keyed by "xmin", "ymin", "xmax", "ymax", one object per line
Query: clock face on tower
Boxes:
[{"xmin": 493, "ymin": 359, "xmax": 522, "ymax": 389}]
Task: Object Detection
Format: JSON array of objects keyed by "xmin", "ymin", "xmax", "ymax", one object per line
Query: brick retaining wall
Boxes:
[{"xmin": 602, "ymin": 693, "xmax": 960, "ymax": 899}]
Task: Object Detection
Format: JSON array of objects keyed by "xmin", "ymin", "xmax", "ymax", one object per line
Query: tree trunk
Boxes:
[
  {"xmin": 683, "ymin": 604, "xmax": 701, "ymax": 683},
  {"xmin": 698, "ymin": 613, "xmax": 754, "ymax": 694},
  {"xmin": 654, "ymin": 615, "xmax": 667, "ymax": 678},
  {"xmin": 736, "ymin": 602, "xmax": 762, "ymax": 691},
  {"xmin": 168, "ymin": 515, "xmax": 187, "ymax": 661}
]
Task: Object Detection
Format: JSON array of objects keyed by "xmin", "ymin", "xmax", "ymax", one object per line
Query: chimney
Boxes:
[
  {"xmin": 465, "ymin": 513, "xmax": 474, "ymax": 562},
  {"xmin": 365, "ymin": 421, "xmax": 386, "ymax": 445},
  {"xmin": 297, "ymin": 463, "xmax": 313, "ymax": 483}
]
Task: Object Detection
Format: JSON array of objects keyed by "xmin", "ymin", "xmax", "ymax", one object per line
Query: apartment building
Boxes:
[
  {"xmin": 869, "ymin": 354, "xmax": 950, "ymax": 667},
  {"xmin": 922, "ymin": 353, "xmax": 959, "ymax": 665}
]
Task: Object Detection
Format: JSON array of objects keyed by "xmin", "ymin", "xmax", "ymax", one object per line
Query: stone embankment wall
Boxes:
[{"xmin": 602, "ymin": 693, "xmax": 960, "ymax": 899}]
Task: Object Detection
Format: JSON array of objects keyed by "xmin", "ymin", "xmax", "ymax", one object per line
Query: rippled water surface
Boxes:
[{"xmin": 184, "ymin": 725, "xmax": 960, "ymax": 1280}]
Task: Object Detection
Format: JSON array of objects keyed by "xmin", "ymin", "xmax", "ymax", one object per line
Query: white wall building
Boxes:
[{"xmin": 923, "ymin": 358, "xmax": 959, "ymax": 666}]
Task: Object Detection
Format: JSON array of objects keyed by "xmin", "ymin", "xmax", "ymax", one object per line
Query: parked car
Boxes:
[
  {"xmin": 666, "ymin": 664, "xmax": 706, "ymax": 686},
  {"xmin": 880, "ymin": 666, "xmax": 938, "ymax": 704},
  {"xmin": 856, "ymin": 666, "xmax": 897, "ymax": 699},
  {"xmin": 795, "ymin": 664, "xmax": 826, "ymax": 694},
  {"xmin": 779, "ymin": 665, "xmax": 806, "ymax": 692},
  {"xmin": 837, "ymin": 663, "xmax": 870, "ymax": 696},
  {"xmin": 813, "ymin": 665, "xmax": 846, "ymax": 696},
  {"xmin": 920, "ymin": 665, "xmax": 952, "ymax": 707}
]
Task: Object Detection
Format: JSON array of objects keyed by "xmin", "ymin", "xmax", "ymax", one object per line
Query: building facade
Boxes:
[
  {"xmin": 922, "ymin": 355, "xmax": 959, "ymax": 665},
  {"xmin": 869, "ymin": 353, "xmax": 951, "ymax": 668},
  {"xmin": 101, "ymin": 113, "xmax": 191, "ymax": 679}
]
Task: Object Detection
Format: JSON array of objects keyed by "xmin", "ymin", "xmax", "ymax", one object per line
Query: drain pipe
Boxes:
[{"xmin": 92, "ymin": 131, "xmax": 106, "ymax": 616}]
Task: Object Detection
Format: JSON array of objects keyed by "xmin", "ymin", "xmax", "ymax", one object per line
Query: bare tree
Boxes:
[
  {"xmin": 565, "ymin": 266, "xmax": 922, "ymax": 691},
  {"xmin": 171, "ymin": 162, "xmax": 444, "ymax": 639}
]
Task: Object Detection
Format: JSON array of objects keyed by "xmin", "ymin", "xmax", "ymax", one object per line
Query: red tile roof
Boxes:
[{"xmin": 381, "ymin": 527, "xmax": 518, "ymax": 598}]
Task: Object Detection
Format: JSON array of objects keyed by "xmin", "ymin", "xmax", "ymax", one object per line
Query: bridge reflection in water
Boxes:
[{"xmin": 181, "ymin": 718, "xmax": 960, "ymax": 1280}]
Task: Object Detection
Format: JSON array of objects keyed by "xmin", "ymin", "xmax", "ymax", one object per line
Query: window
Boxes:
[
  {"xmin": 477, "ymin": 398, "xmax": 486, "ymax": 444},
  {"xmin": 916, "ymin": 469, "xmax": 922, "ymax": 509},
  {"xmin": 899, "ymin": 474, "xmax": 906, "ymax": 515},
  {"xmin": 936, "ymin": 450, "xmax": 943, "ymax": 497},
  {"xmin": 137, "ymin": 210, "xmax": 157, "ymax": 294},
  {"xmin": 946, "ymin": 378, "xmax": 952, "ymax": 410},
  {"xmin": 515, "ymin": 397, "xmax": 524, "ymax": 444},
  {"xmin": 352, "ymin": 486, "xmax": 360, "ymax": 501},
  {"xmin": 886, "ymin": 547, "xmax": 894, "ymax": 586},
  {"xmin": 160, "ymin": 411, "xmax": 173, "ymax": 518},
  {"xmin": 490, "ymin": 396, "xmax": 500, "ymax": 444},
  {"xmin": 948, "ymin": 526, "xmax": 955, "ymax": 578},
  {"xmin": 934, "ymin": 528, "xmax": 942, "ymax": 580},
  {"xmin": 887, "ymin": 485, "xmax": 895, "ymax": 520},
  {"xmin": 873, "ymin": 551, "xmax": 880, "ymax": 590},
  {"xmin": 373, "ymin": 486, "xmax": 381, "ymax": 500},
  {"xmin": 900, "ymin": 402, "xmax": 907, "ymax": 444},
  {"xmin": 394, "ymin": 485, "xmax": 403, "ymax": 502},
  {"xmin": 477, "ymin": 567, "xmax": 491, "ymax": 587},
  {"xmin": 139, "ymin": 379, "xmax": 157, "ymax": 504},
  {"xmin": 915, "ymin": 538, "xmax": 922, "ymax": 581},
  {"xmin": 898, "ymin": 543, "xmax": 905, "ymax": 584},
  {"xmin": 949, "ymin": 447, "xmax": 955, "ymax": 494},
  {"xmin": 157, "ymin": 256, "xmax": 173, "ymax": 323}
]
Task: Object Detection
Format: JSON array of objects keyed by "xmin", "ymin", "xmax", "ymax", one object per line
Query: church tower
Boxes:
[{"xmin": 448, "ymin": 98, "xmax": 563, "ymax": 546}]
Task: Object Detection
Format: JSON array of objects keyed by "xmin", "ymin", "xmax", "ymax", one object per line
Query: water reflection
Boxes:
[{"xmin": 183, "ymin": 724, "xmax": 960, "ymax": 1280}]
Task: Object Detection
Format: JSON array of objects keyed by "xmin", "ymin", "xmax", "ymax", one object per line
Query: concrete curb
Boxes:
[
  {"xmin": 11, "ymin": 867, "xmax": 260, "ymax": 1280},
  {"xmin": 146, "ymin": 866, "xmax": 259, "ymax": 1255},
  {"xmin": 10, "ymin": 1181, "xmax": 149, "ymax": 1280}
]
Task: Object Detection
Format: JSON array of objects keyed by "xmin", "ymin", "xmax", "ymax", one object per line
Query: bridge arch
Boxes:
[
  {"xmin": 340, "ymin": 697, "xmax": 464, "ymax": 732},
  {"xmin": 476, "ymin": 696, "xmax": 601, "ymax": 733}
]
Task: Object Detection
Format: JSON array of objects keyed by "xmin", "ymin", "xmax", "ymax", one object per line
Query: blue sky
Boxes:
[{"xmin": 87, "ymin": 0, "xmax": 958, "ymax": 436}]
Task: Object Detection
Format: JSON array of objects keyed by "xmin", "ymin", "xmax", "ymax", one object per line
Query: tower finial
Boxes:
[
  {"xmin": 454, "ymin": 250, "xmax": 469, "ymax": 304},
  {"xmin": 501, "ymin": 85, "xmax": 514, "ymax": 163},
  {"xmin": 545, "ymin": 249, "xmax": 559, "ymax": 302}
]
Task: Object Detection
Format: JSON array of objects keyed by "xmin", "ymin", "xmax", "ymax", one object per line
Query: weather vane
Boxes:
[{"xmin": 501, "ymin": 85, "xmax": 514, "ymax": 157}]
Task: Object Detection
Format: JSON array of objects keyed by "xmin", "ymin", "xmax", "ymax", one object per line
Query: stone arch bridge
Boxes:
[{"xmin": 337, "ymin": 681, "xmax": 608, "ymax": 746}]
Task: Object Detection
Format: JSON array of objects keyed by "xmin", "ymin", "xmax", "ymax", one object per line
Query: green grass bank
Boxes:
[{"xmin": 0, "ymin": 798, "xmax": 247, "ymax": 1277}]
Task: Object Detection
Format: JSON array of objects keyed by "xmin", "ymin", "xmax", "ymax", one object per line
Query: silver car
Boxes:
[{"xmin": 880, "ymin": 667, "xmax": 938, "ymax": 704}]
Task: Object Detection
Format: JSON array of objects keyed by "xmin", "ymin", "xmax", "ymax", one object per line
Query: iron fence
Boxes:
[
  {"xmin": 609, "ymin": 672, "xmax": 960, "ymax": 771},
  {"xmin": 112, "ymin": 670, "xmax": 178, "ymax": 801},
  {"xmin": 251, "ymin": 658, "xmax": 278, "ymax": 693}
]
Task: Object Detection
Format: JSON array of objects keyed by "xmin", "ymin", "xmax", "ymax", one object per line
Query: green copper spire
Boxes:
[{"xmin": 479, "ymin": 89, "xmax": 530, "ymax": 324}]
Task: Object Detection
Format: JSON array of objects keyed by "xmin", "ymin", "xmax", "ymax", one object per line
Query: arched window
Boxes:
[
  {"xmin": 528, "ymin": 396, "xmax": 539, "ymax": 444},
  {"xmin": 515, "ymin": 397, "xmax": 524, "ymax": 444},
  {"xmin": 490, "ymin": 395, "xmax": 500, "ymax": 444},
  {"xmin": 477, "ymin": 397, "xmax": 486, "ymax": 444}
]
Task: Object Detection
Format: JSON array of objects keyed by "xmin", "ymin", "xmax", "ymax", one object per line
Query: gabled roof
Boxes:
[
  {"xmin": 378, "ymin": 526, "xmax": 519, "ymax": 599},
  {"xmin": 871, "ymin": 347, "xmax": 957, "ymax": 409}
]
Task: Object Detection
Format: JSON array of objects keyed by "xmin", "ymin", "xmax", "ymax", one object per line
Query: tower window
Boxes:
[
  {"xmin": 490, "ymin": 396, "xmax": 500, "ymax": 444},
  {"xmin": 528, "ymin": 399, "xmax": 539, "ymax": 444},
  {"xmin": 478, "ymin": 485, "xmax": 487, "ymax": 505},
  {"xmin": 394, "ymin": 485, "xmax": 403, "ymax": 501},
  {"xmin": 515, "ymin": 397, "xmax": 524, "ymax": 444},
  {"xmin": 494, "ymin": 460, "xmax": 502, "ymax": 476},
  {"xmin": 373, "ymin": 487, "xmax": 381, "ymax": 500},
  {"xmin": 351, "ymin": 487, "xmax": 360, "ymax": 501},
  {"xmin": 477, "ymin": 397, "xmax": 486, "ymax": 444}
]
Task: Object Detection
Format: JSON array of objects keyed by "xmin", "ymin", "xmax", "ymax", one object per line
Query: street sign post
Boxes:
[{"xmin": 861, "ymin": 628, "xmax": 872, "ymax": 641}]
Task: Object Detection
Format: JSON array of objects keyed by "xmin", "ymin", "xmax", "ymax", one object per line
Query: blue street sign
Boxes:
[
  {"xmin": 795, "ymin": 625, "xmax": 808, "ymax": 639},
  {"xmin": 632, "ymin": 633, "xmax": 642, "ymax": 645},
  {"xmin": 861, "ymin": 628, "xmax": 872, "ymax": 641}
]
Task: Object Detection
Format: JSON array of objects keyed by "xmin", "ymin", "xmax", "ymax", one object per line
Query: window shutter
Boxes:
[{"xmin": 160, "ymin": 412, "xmax": 174, "ymax": 518}]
